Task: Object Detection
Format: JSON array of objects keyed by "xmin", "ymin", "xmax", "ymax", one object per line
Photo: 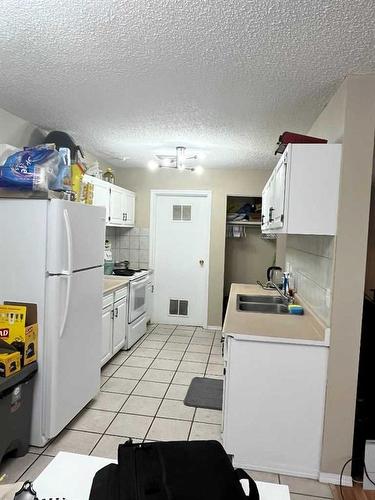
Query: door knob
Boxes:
[{"xmin": 199, "ymin": 259, "xmax": 204, "ymax": 266}]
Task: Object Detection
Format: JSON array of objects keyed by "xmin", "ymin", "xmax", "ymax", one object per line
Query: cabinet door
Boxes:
[
  {"xmin": 113, "ymin": 297, "xmax": 128, "ymax": 354},
  {"xmin": 101, "ymin": 305, "xmax": 113, "ymax": 366},
  {"xmin": 85, "ymin": 176, "xmax": 110, "ymax": 224},
  {"xmin": 261, "ymin": 180, "xmax": 272, "ymax": 230},
  {"xmin": 123, "ymin": 192, "xmax": 135, "ymax": 226},
  {"xmin": 269, "ymin": 155, "xmax": 287, "ymax": 229},
  {"xmin": 109, "ymin": 186, "xmax": 126, "ymax": 226}
]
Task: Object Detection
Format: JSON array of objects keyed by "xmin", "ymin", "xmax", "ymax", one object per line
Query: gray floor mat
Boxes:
[{"xmin": 184, "ymin": 377, "xmax": 223, "ymax": 410}]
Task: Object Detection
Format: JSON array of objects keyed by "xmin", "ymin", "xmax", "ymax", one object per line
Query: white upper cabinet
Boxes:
[
  {"xmin": 123, "ymin": 190, "xmax": 135, "ymax": 226},
  {"xmin": 261, "ymin": 144, "xmax": 342, "ymax": 235},
  {"xmin": 83, "ymin": 175, "xmax": 135, "ymax": 227},
  {"xmin": 87, "ymin": 176, "xmax": 111, "ymax": 224},
  {"xmin": 109, "ymin": 185, "xmax": 126, "ymax": 225}
]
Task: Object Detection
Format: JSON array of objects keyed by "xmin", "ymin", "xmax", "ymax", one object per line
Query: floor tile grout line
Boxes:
[
  {"xmin": 143, "ymin": 324, "xmax": 198, "ymax": 442},
  {"xmin": 46, "ymin": 325, "xmax": 218, "ymax": 466},
  {"xmin": 7, "ymin": 325, "xmax": 220, "ymax": 480},
  {"xmin": 15, "ymin": 452, "xmax": 42, "ymax": 482},
  {"xmin": 141, "ymin": 324, "xmax": 178, "ymax": 442}
]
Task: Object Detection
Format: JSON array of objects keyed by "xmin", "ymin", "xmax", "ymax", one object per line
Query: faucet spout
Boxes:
[{"xmin": 270, "ymin": 281, "xmax": 294, "ymax": 304}]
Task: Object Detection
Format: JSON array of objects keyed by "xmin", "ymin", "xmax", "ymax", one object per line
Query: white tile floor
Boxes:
[{"xmin": 0, "ymin": 323, "xmax": 334, "ymax": 498}]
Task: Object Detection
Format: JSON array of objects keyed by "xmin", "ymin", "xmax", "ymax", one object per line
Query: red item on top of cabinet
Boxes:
[{"xmin": 275, "ymin": 131, "xmax": 327, "ymax": 155}]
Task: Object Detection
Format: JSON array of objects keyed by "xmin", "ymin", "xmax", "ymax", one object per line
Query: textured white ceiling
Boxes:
[{"xmin": 0, "ymin": 0, "xmax": 374, "ymax": 169}]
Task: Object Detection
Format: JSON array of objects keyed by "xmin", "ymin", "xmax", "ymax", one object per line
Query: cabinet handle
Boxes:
[
  {"xmin": 269, "ymin": 207, "xmax": 275, "ymax": 222},
  {"xmin": 151, "ymin": 285, "xmax": 154, "ymax": 293},
  {"xmin": 261, "ymin": 214, "xmax": 265, "ymax": 224},
  {"xmin": 111, "ymin": 310, "xmax": 114, "ymax": 320},
  {"xmin": 122, "ymin": 213, "xmax": 128, "ymax": 221},
  {"xmin": 115, "ymin": 307, "xmax": 119, "ymax": 318}
]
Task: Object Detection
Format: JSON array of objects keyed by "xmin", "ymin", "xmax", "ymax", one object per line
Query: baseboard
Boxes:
[
  {"xmin": 231, "ymin": 460, "xmax": 319, "ymax": 480},
  {"xmin": 206, "ymin": 325, "xmax": 222, "ymax": 331},
  {"xmin": 319, "ymin": 472, "xmax": 353, "ymax": 487}
]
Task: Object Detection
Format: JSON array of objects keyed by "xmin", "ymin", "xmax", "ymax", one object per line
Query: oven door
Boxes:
[{"xmin": 129, "ymin": 276, "xmax": 148, "ymax": 323}]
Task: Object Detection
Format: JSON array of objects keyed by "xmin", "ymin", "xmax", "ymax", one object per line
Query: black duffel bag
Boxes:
[{"xmin": 89, "ymin": 439, "xmax": 259, "ymax": 500}]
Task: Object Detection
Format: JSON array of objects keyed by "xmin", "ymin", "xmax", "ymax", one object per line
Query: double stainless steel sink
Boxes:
[{"xmin": 236, "ymin": 294, "xmax": 289, "ymax": 314}]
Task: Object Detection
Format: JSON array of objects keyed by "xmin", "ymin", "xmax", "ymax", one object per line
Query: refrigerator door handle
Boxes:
[
  {"xmin": 63, "ymin": 208, "xmax": 73, "ymax": 274},
  {"xmin": 59, "ymin": 274, "xmax": 72, "ymax": 338}
]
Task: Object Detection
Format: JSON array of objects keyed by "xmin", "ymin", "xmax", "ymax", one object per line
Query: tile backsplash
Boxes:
[
  {"xmin": 285, "ymin": 235, "xmax": 335, "ymax": 325},
  {"xmin": 105, "ymin": 227, "xmax": 149, "ymax": 269}
]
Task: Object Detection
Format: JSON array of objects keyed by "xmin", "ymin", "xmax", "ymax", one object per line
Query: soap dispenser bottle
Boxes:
[{"xmin": 283, "ymin": 272, "xmax": 290, "ymax": 296}]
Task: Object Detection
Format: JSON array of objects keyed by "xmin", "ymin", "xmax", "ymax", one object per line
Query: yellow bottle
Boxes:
[{"xmin": 71, "ymin": 163, "xmax": 85, "ymax": 199}]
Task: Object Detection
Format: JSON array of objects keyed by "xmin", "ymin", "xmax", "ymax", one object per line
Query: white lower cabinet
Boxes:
[
  {"xmin": 101, "ymin": 304, "xmax": 114, "ymax": 366},
  {"xmin": 222, "ymin": 335, "xmax": 328, "ymax": 478},
  {"xmin": 112, "ymin": 297, "xmax": 127, "ymax": 353},
  {"xmin": 101, "ymin": 286, "xmax": 128, "ymax": 366}
]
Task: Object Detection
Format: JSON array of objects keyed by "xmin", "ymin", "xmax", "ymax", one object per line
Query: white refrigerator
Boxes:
[{"xmin": 0, "ymin": 198, "xmax": 106, "ymax": 446}]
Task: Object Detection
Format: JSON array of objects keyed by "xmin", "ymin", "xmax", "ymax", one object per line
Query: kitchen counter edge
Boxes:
[{"xmin": 223, "ymin": 283, "xmax": 330, "ymax": 347}]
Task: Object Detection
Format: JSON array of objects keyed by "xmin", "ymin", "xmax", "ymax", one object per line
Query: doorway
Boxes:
[
  {"xmin": 223, "ymin": 195, "xmax": 277, "ymax": 320},
  {"xmin": 149, "ymin": 190, "xmax": 211, "ymax": 326}
]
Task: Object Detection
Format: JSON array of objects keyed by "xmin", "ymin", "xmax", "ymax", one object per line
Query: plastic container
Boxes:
[{"xmin": 0, "ymin": 362, "xmax": 38, "ymax": 463}]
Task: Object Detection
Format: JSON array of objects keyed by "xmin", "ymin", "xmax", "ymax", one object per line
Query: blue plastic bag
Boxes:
[{"xmin": 0, "ymin": 147, "xmax": 59, "ymax": 191}]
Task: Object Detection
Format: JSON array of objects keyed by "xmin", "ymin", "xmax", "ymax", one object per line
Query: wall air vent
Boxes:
[
  {"xmin": 173, "ymin": 205, "xmax": 192, "ymax": 221},
  {"xmin": 169, "ymin": 299, "xmax": 189, "ymax": 316}
]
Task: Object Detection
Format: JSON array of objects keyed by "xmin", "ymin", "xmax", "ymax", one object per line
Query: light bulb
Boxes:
[
  {"xmin": 195, "ymin": 165, "xmax": 204, "ymax": 175},
  {"xmin": 147, "ymin": 160, "xmax": 159, "ymax": 170}
]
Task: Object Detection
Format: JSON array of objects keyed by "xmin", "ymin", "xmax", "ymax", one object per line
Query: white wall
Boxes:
[{"xmin": 0, "ymin": 107, "xmax": 45, "ymax": 147}]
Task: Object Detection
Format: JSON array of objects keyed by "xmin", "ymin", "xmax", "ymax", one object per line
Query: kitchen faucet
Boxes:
[{"xmin": 270, "ymin": 280, "xmax": 294, "ymax": 304}]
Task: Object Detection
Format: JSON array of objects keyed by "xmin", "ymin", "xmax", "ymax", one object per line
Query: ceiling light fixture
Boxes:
[
  {"xmin": 147, "ymin": 146, "xmax": 203, "ymax": 173},
  {"xmin": 147, "ymin": 159, "xmax": 159, "ymax": 170}
]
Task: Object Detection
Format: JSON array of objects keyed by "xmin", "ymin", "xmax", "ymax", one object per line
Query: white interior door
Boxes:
[
  {"xmin": 151, "ymin": 191, "xmax": 211, "ymax": 326},
  {"xmin": 45, "ymin": 266, "xmax": 103, "ymax": 439}
]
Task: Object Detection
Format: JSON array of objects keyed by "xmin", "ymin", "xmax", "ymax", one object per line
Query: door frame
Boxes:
[{"xmin": 149, "ymin": 189, "xmax": 212, "ymax": 328}]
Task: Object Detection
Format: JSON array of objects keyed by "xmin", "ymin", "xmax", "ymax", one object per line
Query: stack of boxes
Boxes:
[{"xmin": 0, "ymin": 302, "xmax": 38, "ymax": 377}]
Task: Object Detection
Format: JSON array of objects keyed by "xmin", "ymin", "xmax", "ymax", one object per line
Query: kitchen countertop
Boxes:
[
  {"xmin": 223, "ymin": 283, "xmax": 329, "ymax": 346},
  {"xmin": 103, "ymin": 275, "xmax": 130, "ymax": 294}
]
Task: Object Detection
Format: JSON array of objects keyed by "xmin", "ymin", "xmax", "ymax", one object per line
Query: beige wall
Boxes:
[
  {"xmin": 224, "ymin": 227, "xmax": 276, "ymax": 296},
  {"xmin": 113, "ymin": 167, "xmax": 271, "ymax": 326},
  {"xmin": 0, "ymin": 107, "xmax": 45, "ymax": 147},
  {"xmin": 365, "ymin": 160, "xmax": 375, "ymax": 296},
  {"xmin": 309, "ymin": 75, "xmax": 375, "ymax": 476}
]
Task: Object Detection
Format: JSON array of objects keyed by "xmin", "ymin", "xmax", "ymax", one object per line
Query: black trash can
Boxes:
[{"xmin": 0, "ymin": 362, "xmax": 38, "ymax": 464}]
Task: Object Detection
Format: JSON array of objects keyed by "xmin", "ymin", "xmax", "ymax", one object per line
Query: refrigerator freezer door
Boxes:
[
  {"xmin": 44, "ymin": 266, "xmax": 103, "ymax": 440},
  {"xmin": 47, "ymin": 199, "xmax": 106, "ymax": 274}
]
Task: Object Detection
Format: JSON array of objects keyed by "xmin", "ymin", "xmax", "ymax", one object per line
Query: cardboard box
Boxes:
[
  {"xmin": 0, "ymin": 303, "xmax": 38, "ymax": 366},
  {"xmin": 0, "ymin": 339, "xmax": 21, "ymax": 377}
]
